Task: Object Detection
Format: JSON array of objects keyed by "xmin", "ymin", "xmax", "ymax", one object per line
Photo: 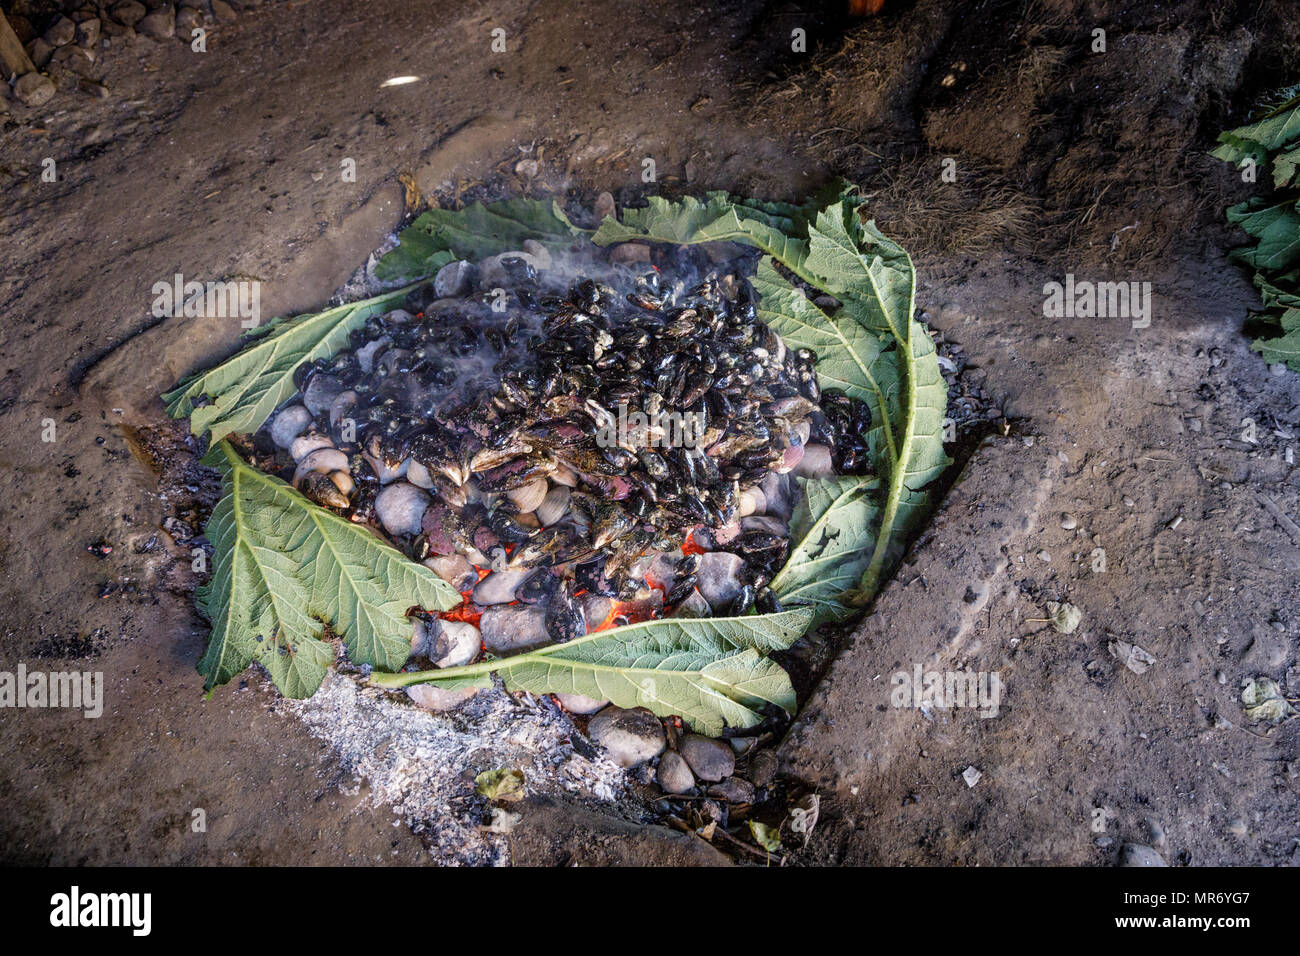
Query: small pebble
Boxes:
[
  {"xmin": 373, "ymin": 482, "xmax": 430, "ymax": 537},
  {"xmin": 587, "ymin": 706, "xmax": 666, "ymax": 768},
  {"xmin": 679, "ymin": 734, "xmax": 735, "ymax": 782},
  {"xmin": 554, "ymin": 692, "xmax": 607, "ymax": 715},
  {"xmin": 1118, "ymin": 843, "xmax": 1167, "ymax": 867},
  {"xmin": 1060, "ymin": 513, "xmax": 1078, "ymax": 530},
  {"xmin": 656, "ymin": 751, "xmax": 695, "ymax": 794}
]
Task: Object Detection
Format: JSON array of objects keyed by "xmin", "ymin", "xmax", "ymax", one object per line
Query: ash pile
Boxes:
[{"xmin": 256, "ymin": 242, "xmax": 873, "ymax": 701}]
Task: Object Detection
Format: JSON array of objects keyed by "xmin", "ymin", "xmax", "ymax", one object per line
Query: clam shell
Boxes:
[
  {"xmin": 506, "ymin": 477, "xmax": 548, "ymax": 513},
  {"xmin": 535, "ymin": 485, "xmax": 570, "ymax": 526}
]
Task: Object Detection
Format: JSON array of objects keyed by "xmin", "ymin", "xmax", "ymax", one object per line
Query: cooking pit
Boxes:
[{"xmin": 160, "ymin": 188, "xmax": 951, "ymax": 861}]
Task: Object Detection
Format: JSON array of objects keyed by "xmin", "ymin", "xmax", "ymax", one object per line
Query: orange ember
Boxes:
[
  {"xmin": 681, "ymin": 530, "xmax": 706, "ymax": 556},
  {"xmin": 442, "ymin": 593, "xmax": 484, "ymax": 627}
]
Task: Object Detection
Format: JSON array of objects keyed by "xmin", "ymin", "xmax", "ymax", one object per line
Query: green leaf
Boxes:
[
  {"xmin": 1227, "ymin": 198, "xmax": 1300, "ymax": 273},
  {"xmin": 475, "ymin": 768, "xmax": 526, "ymax": 802},
  {"xmin": 753, "ymin": 258, "xmax": 898, "ymax": 465},
  {"xmin": 370, "ymin": 608, "xmax": 814, "ymax": 736},
  {"xmin": 771, "ymin": 476, "xmax": 880, "ymax": 622},
  {"xmin": 163, "ymin": 281, "xmax": 428, "ymax": 444},
  {"xmin": 1272, "ymin": 144, "xmax": 1300, "ymax": 189},
  {"xmin": 197, "ymin": 441, "xmax": 461, "ymax": 697},
  {"xmin": 1219, "ymin": 89, "xmax": 1300, "ymax": 155},
  {"xmin": 375, "ymin": 198, "xmax": 589, "ymax": 281},
  {"xmin": 591, "ymin": 183, "xmax": 858, "ymax": 284},
  {"xmin": 747, "ymin": 820, "xmax": 782, "ymax": 852},
  {"xmin": 799, "ymin": 206, "xmax": 951, "ymax": 601},
  {"xmin": 1251, "ymin": 318, "xmax": 1300, "ymax": 371}
]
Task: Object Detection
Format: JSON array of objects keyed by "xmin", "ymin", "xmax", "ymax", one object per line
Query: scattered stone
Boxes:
[
  {"xmin": 44, "ymin": 16, "xmax": 76, "ymax": 46},
  {"xmin": 473, "ymin": 567, "xmax": 535, "ymax": 606},
  {"xmin": 708, "ymin": 776, "xmax": 756, "ymax": 803},
  {"xmin": 302, "ymin": 372, "xmax": 343, "ymax": 416},
  {"xmin": 288, "ymin": 432, "xmax": 333, "ymax": 462},
  {"xmin": 759, "ymin": 470, "xmax": 794, "ymax": 521},
  {"xmin": 593, "ymin": 191, "xmax": 615, "ymax": 222},
  {"xmin": 587, "ymin": 706, "xmax": 666, "ymax": 768},
  {"xmin": 1225, "ymin": 817, "xmax": 1248, "ymax": 839},
  {"xmin": 406, "ymin": 683, "xmax": 478, "ymax": 712},
  {"xmin": 1060, "ymin": 512, "xmax": 1078, "ymax": 530},
  {"xmin": 374, "ymin": 481, "xmax": 430, "ymax": 537},
  {"xmin": 672, "ymin": 589, "xmax": 711, "ymax": 618},
  {"xmin": 1118, "ymin": 843, "xmax": 1167, "ymax": 867},
  {"xmin": 12, "ymin": 72, "xmax": 56, "ymax": 107},
  {"xmin": 580, "ymin": 593, "xmax": 613, "ymax": 627},
  {"xmin": 24, "ymin": 38, "xmax": 54, "ymax": 69},
  {"xmin": 521, "ymin": 239, "xmax": 552, "ymax": 270},
  {"xmin": 430, "ymin": 620, "xmax": 480, "ymax": 668},
  {"xmin": 750, "ymin": 750, "xmax": 777, "ymax": 788},
  {"xmin": 75, "ymin": 17, "xmax": 100, "ymax": 46},
  {"xmin": 270, "ymin": 404, "xmax": 312, "ymax": 447},
  {"xmin": 1145, "ymin": 818, "xmax": 1167, "ymax": 848},
  {"xmin": 479, "ymin": 251, "xmax": 541, "ymax": 288},
  {"xmin": 1036, "ymin": 549, "xmax": 1051, "ymax": 563},
  {"xmin": 423, "ymin": 553, "xmax": 477, "ymax": 592},
  {"xmin": 695, "ymin": 551, "xmax": 746, "ymax": 612},
  {"xmin": 137, "ymin": 7, "xmax": 175, "ymax": 39},
  {"xmin": 656, "ymin": 750, "xmax": 695, "ymax": 794},
  {"xmin": 609, "ymin": 242, "xmax": 651, "ymax": 266},
  {"xmin": 434, "ymin": 259, "xmax": 475, "ymax": 298},
  {"xmin": 741, "ymin": 515, "xmax": 787, "ymax": 536},
  {"xmin": 410, "ymin": 618, "xmax": 433, "ymax": 657},
  {"xmin": 175, "ymin": 6, "xmax": 203, "ymax": 32},
  {"xmin": 479, "ymin": 604, "xmax": 550, "ymax": 653},
  {"xmin": 49, "ymin": 43, "xmax": 95, "ymax": 76},
  {"xmin": 678, "ymin": 733, "xmax": 735, "ymax": 782},
  {"xmin": 554, "ymin": 692, "xmax": 607, "ymax": 715},
  {"xmin": 793, "ymin": 442, "xmax": 834, "ymax": 478},
  {"xmin": 961, "ymin": 765, "xmax": 982, "ymax": 788},
  {"xmin": 406, "ymin": 459, "xmax": 434, "ymax": 489},
  {"xmin": 111, "ymin": 0, "xmax": 148, "ymax": 27},
  {"xmin": 210, "ymin": 0, "xmax": 238, "ymax": 21}
]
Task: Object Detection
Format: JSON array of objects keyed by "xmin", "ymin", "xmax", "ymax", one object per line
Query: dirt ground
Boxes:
[{"xmin": 1, "ymin": 0, "xmax": 1298, "ymax": 865}]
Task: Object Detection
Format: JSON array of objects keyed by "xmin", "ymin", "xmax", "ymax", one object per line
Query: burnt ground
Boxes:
[{"xmin": 1, "ymin": 0, "xmax": 1299, "ymax": 865}]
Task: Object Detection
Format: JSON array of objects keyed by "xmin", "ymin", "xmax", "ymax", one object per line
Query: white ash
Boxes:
[{"xmin": 288, "ymin": 673, "xmax": 632, "ymax": 865}]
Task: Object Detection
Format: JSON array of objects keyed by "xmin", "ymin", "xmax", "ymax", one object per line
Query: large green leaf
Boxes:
[
  {"xmin": 771, "ymin": 476, "xmax": 880, "ymax": 623},
  {"xmin": 798, "ymin": 205, "xmax": 951, "ymax": 600},
  {"xmin": 163, "ymin": 281, "xmax": 427, "ymax": 444},
  {"xmin": 375, "ymin": 198, "xmax": 589, "ymax": 281},
  {"xmin": 197, "ymin": 441, "xmax": 460, "ymax": 697},
  {"xmin": 753, "ymin": 258, "xmax": 898, "ymax": 465},
  {"xmin": 1216, "ymin": 93, "xmax": 1300, "ymax": 374},
  {"xmin": 370, "ymin": 608, "xmax": 814, "ymax": 735},
  {"xmin": 591, "ymin": 183, "xmax": 857, "ymax": 284},
  {"xmin": 1227, "ymin": 199, "xmax": 1300, "ymax": 274}
]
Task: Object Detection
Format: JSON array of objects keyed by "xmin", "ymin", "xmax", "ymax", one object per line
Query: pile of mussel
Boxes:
[{"xmin": 258, "ymin": 251, "xmax": 874, "ymax": 661}]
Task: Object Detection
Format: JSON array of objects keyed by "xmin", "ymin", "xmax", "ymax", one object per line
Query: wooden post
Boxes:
[{"xmin": 0, "ymin": 10, "xmax": 36, "ymax": 81}]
